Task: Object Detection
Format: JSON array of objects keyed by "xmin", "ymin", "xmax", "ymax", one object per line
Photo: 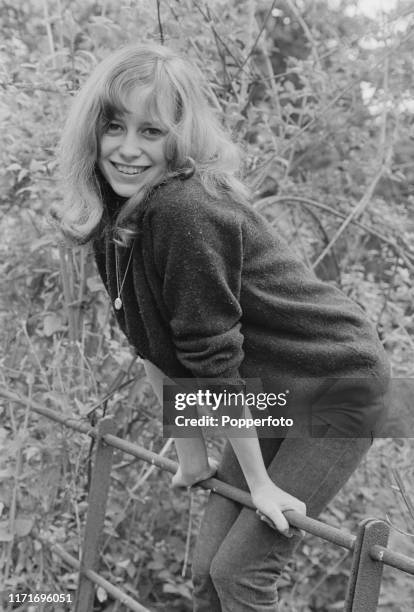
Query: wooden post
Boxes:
[{"xmin": 74, "ymin": 417, "xmax": 116, "ymax": 612}]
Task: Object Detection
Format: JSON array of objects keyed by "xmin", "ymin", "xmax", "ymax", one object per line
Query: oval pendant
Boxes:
[{"xmin": 114, "ymin": 297, "xmax": 123, "ymax": 310}]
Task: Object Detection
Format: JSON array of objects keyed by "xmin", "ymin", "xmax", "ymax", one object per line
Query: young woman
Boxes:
[{"xmin": 54, "ymin": 43, "xmax": 390, "ymax": 611}]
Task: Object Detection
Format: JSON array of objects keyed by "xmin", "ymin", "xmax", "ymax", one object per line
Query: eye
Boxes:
[
  {"xmin": 142, "ymin": 126, "xmax": 164, "ymax": 139},
  {"xmin": 104, "ymin": 120, "xmax": 123, "ymax": 134}
]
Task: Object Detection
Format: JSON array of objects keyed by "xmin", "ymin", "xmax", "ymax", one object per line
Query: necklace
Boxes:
[{"xmin": 114, "ymin": 242, "xmax": 135, "ymax": 311}]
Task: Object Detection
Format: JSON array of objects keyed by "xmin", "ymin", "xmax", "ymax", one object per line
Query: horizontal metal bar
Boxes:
[
  {"xmin": 1, "ymin": 389, "xmax": 397, "ymax": 553},
  {"xmin": 1, "ymin": 389, "xmax": 355, "ymax": 548},
  {"xmin": 1, "ymin": 389, "xmax": 93, "ymax": 436},
  {"xmin": 50, "ymin": 543, "xmax": 150, "ymax": 612},
  {"xmin": 371, "ymin": 544, "xmax": 414, "ymax": 575},
  {"xmin": 101, "ymin": 431, "xmax": 355, "ymax": 549}
]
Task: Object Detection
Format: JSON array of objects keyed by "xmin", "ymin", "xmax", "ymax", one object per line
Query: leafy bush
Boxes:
[{"xmin": 1, "ymin": 0, "xmax": 414, "ymax": 610}]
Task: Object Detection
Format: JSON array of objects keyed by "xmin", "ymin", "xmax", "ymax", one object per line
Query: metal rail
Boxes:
[{"xmin": 3, "ymin": 388, "xmax": 414, "ymax": 612}]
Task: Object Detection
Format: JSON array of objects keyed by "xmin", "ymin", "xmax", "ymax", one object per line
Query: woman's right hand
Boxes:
[
  {"xmin": 171, "ymin": 457, "xmax": 220, "ymax": 489},
  {"xmin": 251, "ymin": 478, "xmax": 306, "ymax": 537}
]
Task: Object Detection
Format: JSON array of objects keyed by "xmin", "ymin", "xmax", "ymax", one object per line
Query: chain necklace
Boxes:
[{"xmin": 114, "ymin": 242, "xmax": 135, "ymax": 311}]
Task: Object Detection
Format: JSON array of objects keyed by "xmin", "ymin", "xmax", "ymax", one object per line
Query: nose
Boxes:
[{"xmin": 118, "ymin": 130, "xmax": 142, "ymax": 160}]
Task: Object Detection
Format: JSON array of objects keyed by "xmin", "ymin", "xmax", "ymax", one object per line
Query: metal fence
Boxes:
[{"xmin": 4, "ymin": 389, "xmax": 414, "ymax": 611}]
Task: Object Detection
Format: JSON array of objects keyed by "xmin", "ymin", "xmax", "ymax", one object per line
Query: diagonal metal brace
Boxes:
[{"xmin": 344, "ymin": 517, "xmax": 390, "ymax": 612}]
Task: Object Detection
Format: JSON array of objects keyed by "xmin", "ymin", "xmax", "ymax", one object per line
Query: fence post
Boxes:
[
  {"xmin": 74, "ymin": 416, "xmax": 116, "ymax": 612},
  {"xmin": 344, "ymin": 517, "xmax": 389, "ymax": 612}
]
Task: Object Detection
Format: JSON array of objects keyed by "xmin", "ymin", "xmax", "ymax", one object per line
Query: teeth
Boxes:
[{"xmin": 113, "ymin": 163, "xmax": 149, "ymax": 175}]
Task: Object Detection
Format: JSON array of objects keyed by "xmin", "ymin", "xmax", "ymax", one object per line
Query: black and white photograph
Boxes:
[{"xmin": 1, "ymin": 0, "xmax": 414, "ymax": 610}]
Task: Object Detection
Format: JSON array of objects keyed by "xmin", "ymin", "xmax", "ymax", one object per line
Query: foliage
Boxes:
[{"xmin": 1, "ymin": 0, "xmax": 414, "ymax": 610}]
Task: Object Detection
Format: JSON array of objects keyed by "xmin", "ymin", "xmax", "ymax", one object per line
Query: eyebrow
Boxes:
[{"xmin": 114, "ymin": 113, "xmax": 164, "ymax": 128}]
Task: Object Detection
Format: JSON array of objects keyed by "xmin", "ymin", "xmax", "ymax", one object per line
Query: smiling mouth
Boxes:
[{"xmin": 111, "ymin": 162, "xmax": 151, "ymax": 175}]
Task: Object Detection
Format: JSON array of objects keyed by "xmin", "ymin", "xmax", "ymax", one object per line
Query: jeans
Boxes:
[{"xmin": 192, "ymin": 435, "xmax": 372, "ymax": 612}]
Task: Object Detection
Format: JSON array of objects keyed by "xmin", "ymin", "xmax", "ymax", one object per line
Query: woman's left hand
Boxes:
[
  {"xmin": 171, "ymin": 457, "xmax": 219, "ymax": 489},
  {"xmin": 251, "ymin": 478, "xmax": 306, "ymax": 537}
]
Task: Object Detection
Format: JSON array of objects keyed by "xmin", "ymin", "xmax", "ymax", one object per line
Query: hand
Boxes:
[
  {"xmin": 171, "ymin": 457, "xmax": 220, "ymax": 490},
  {"xmin": 251, "ymin": 479, "xmax": 306, "ymax": 537}
]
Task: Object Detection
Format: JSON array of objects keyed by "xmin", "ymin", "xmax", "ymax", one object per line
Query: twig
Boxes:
[
  {"xmin": 276, "ymin": 25, "xmax": 414, "ymax": 158},
  {"xmin": 3, "ymin": 81, "xmax": 66, "ymax": 94},
  {"xmin": 211, "ymin": 26, "xmax": 235, "ymax": 95},
  {"xmin": 42, "ymin": 0, "xmax": 56, "ymax": 68},
  {"xmin": 254, "ymin": 194, "xmax": 414, "ymax": 271},
  {"xmin": 192, "ymin": 1, "xmax": 245, "ymax": 72},
  {"xmin": 84, "ymin": 376, "xmax": 137, "ymax": 417},
  {"xmin": 234, "ymin": 0, "xmax": 277, "ymax": 81},
  {"xmin": 156, "ymin": 0, "xmax": 164, "ymax": 45},
  {"xmin": 285, "ymin": 0, "xmax": 322, "ymax": 74},
  {"xmin": 299, "ymin": 204, "xmax": 340, "ymax": 276},
  {"xmin": 397, "ymin": 322, "xmax": 414, "ymax": 351},
  {"xmin": 377, "ymin": 253, "xmax": 399, "ymax": 328},
  {"xmin": 312, "ymin": 26, "xmax": 394, "ymax": 271},
  {"xmin": 4, "ymin": 387, "xmax": 32, "ymax": 581},
  {"xmin": 385, "ymin": 513, "xmax": 414, "ymax": 539},
  {"xmin": 311, "ymin": 167, "xmax": 387, "ymax": 270},
  {"xmin": 131, "ymin": 438, "xmax": 174, "ymax": 492},
  {"xmin": 259, "ymin": 36, "xmax": 281, "ymax": 113},
  {"xmin": 21, "ymin": 322, "xmax": 51, "ymax": 391},
  {"xmin": 304, "ymin": 549, "xmax": 349, "ymax": 599},
  {"xmin": 182, "ymin": 490, "xmax": 194, "ymax": 577},
  {"xmin": 238, "ymin": 0, "xmax": 256, "ymax": 103},
  {"xmin": 58, "ymin": 246, "xmax": 77, "ymax": 343},
  {"xmin": 56, "ymin": 0, "xmax": 64, "ymax": 52},
  {"xmin": 389, "ymin": 465, "xmax": 414, "ymax": 531}
]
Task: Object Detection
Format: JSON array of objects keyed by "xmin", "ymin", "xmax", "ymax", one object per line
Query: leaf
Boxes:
[
  {"xmin": 86, "ymin": 276, "xmax": 105, "ymax": 292},
  {"xmin": 0, "ymin": 524, "xmax": 13, "ymax": 542},
  {"xmin": 147, "ymin": 560, "xmax": 165, "ymax": 570},
  {"xmin": 0, "ymin": 518, "xmax": 34, "ymax": 540},
  {"xmin": 0, "ymin": 468, "xmax": 14, "ymax": 480},
  {"xmin": 43, "ymin": 313, "xmax": 64, "ymax": 336},
  {"xmin": 163, "ymin": 583, "xmax": 192, "ymax": 599},
  {"xmin": 6, "ymin": 163, "xmax": 22, "ymax": 172},
  {"xmin": 17, "ymin": 169, "xmax": 29, "ymax": 182},
  {"xmin": 126, "ymin": 564, "xmax": 136, "ymax": 579},
  {"xmin": 29, "ymin": 236, "xmax": 54, "ymax": 253},
  {"xmin": 29, "ymin": 159, "xmax": 45, "ymax": 173},
  {"xmin": 25, "ymin": 446, "xmax": 40, "ymax": 461},
  {"xmin": 96, "ymin": 587, "xmax": 107, "ymax": 602},
  {"xmin": 15, "ymin": 518, "xmax": 34, "ymax": 537}
]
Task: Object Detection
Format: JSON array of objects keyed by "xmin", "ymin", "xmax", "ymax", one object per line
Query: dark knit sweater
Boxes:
[{"xmin": 93, "ymin": 175, "xmax": 389, "ymax": 416}]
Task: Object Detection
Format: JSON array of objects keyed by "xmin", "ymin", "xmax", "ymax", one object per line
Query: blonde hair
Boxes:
[{"xmin": 53, "ymin": 42, "xmax": 250, "ymax": 245}]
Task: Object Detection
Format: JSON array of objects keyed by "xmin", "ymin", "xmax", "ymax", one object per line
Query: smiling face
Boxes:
[{"xmin": 98, "ymin": 87, "xmax": 169, "ymax": 198}]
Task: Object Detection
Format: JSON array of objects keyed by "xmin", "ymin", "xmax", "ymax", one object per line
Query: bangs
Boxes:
[
  {"xmin": 97, "ymin": 61, "xmax": 182, "ymax": 132},
  {"xmin": 144, "ymin": 82, "xmax": 182, "ymax": 131}
]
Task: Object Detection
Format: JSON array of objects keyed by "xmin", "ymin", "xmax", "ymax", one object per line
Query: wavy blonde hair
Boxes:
[{"xmin": 53, "ymin": 42, "xmax": 250, "ymax": 245}]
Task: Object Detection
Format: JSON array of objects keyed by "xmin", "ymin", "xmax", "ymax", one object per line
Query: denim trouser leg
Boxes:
[{"xmin": 192, "ymin": 435, "xmax": 371, "ymax": 612}]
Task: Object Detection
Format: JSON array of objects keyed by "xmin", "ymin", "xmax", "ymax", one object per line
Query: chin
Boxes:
[{"xmin": 110, "ymin": 184, "xmax": 140, "ymax": 198}]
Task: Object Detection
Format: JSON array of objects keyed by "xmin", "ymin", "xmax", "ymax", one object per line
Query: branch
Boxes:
[
  {"xmin": 393, "ymin": 468, "xmax": 414, "ymax": 524},
  {"xmin": 234, "ymin": 0, "xmax": 277, "ymax": 81},
  {"xmin": 276, "ymin": 25, "xmax": 414, "ymax": 158},
  {"xmin": 311, "ymin": 167, "xmax": 385, "ymax": 269},
  {"xmin": 156, "ymin": 0, "xmax": 164, "ymax": 45},
  {"xmin": 254, "ymin": 194, "xmax": 414, "ymax": 271},
  {"xmin": 42, "ymin": 0, "xmax": 56, "ymax": 68},
  {"xmin": 193, "ymin": 0, "xmax": 244, "ymax": 72}
]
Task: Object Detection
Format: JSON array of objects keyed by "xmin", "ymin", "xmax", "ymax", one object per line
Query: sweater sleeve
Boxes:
[{"xmin": 148, "ymin": 191, "xmax": 245, "ymax": 381}]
